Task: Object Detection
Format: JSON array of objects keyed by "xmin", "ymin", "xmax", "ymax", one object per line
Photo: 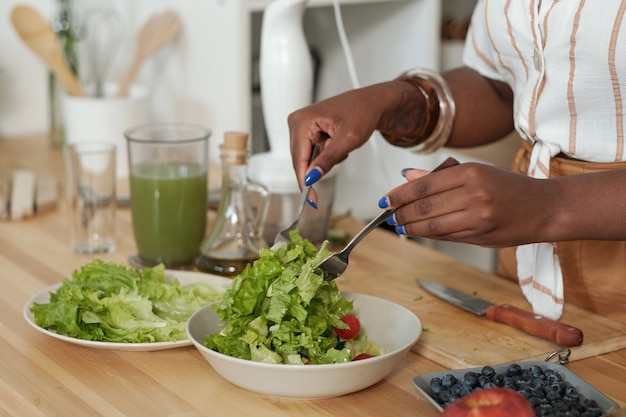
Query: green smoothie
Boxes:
[{"xmin": 130, "ymin": 161, "xmax": 207, "ymax": 265}]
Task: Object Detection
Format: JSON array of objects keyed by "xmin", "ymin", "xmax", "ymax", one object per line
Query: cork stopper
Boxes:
[{"xmin": 221, "ymin": 131, "xmax": 249, "ymax": 164}]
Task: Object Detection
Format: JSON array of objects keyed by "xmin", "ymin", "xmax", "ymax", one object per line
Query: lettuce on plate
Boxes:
[
  {"xmin": 30, "ymin": 260, "xmax": 225, "ymax": 343},
  {"xmin": 204, "ymin": 230, "xmax": 382, "ymax": 364}
]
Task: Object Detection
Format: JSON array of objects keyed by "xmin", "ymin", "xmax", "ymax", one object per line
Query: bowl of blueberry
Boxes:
[{"xmin": 413, "ymin": 361, "xmax": 618, "ymax": 417}]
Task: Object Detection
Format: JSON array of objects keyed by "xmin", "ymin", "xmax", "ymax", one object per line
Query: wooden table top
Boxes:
[{"xmin": 1, "ymin": 135, "xmax": 625, "ymax": 417}]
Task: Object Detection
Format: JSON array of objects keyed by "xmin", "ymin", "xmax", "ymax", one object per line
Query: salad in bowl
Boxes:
[{"xmin": 187, "ymin": 230, "xmax": 422, "ymax": 399}]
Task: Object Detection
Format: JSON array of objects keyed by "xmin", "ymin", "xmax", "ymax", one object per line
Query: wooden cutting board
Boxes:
[{"xmin": 402, "ymin": 266, "xmax": 626, "ymax": 370}]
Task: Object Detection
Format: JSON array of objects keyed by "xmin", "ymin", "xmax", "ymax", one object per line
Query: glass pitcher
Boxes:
[{"xmin": 195, "ymin": 132, "xmax": 269, "ymax": 277}]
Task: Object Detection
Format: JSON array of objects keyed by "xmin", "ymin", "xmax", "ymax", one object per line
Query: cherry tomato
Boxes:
[
  {"xmin": 353, "ymin": 353, "xmax": 373, "ymax": 361},
  {"xmin": 334, "ymin": 314, "xmax": 361, "ymax": 340}
]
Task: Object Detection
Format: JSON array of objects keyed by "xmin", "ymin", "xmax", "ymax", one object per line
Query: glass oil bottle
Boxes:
[{"xmin": 195, "ymin": 132, "xmax": 269, "ymax": 277}]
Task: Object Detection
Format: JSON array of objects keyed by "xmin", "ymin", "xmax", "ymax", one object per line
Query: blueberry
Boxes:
[
  {"xmin": 437, "ymin": 390, "xmax": 451, "ymax": 405},
  {"xmin": 451, "ymin": 383, "xmax": 464, "ymax": 397},
  {"xmin": 550, "ymin": 381, "xmax": 566, "ymax": 394},
  {"xmin": 538, "ymin": 403, "xmax": 554, "ymax": 417},
  {"xmin": 529, "ymin": 364, "xmax": 544, "ymax": 377},
  {"xmin": 532, "ymin": 377, "xmax": 546, "ymax": 390},
  {"xmin": 503, "ymin": 376, "xmax": 516, "ymax": 386},
  {"xmin": 553, "ymin": 400, "xmax": 569, "ymax": 412},
  {"xmin": 506, "ymin": 363, "xmax": 522, "ymax": 377},
  {"xmin": 516, "ymin": 375, "xmax": 532, "ymax": 388},
  {"xmin": 429, "ymin": 381, "xmax": 444, "ymax": 396},
  {"xmin": 517, "ymin": 387, "xmax": 533, "ymax": 399},
  {"xmin": 461, "ymin": 374, "xmax": 479, "ymax": 389},
  {"xmin": 464, "ymin": 371, "xmax": 480, "ymax": 379},
  {"xmin": 581, "ymin": 399, "xmax": 598, "ymax": 409},
  {"xmin": 527, "ymin": 396, "xmax": 542, "ymax": 407},
  {"xmin": 441, "ymin": 374, "xmax": 458, "ymax": 388},
  {"xmin": 546, "ymin": 371, "xmax": 564, "ymax": 384},
  {"xmin": 481, "ymin": 366, "xmax": 496, "ymax": 378},
  {"xmin": 491, "ymin": 373, "xmax": 504, "ymax": 386},
  {"xmin": 478, "ymin": 375, "xmax": 491, "ymax": 387},
  {"xmin": 547, "ymin": 390, "xmax": 562, "ymax": 402},
  {"xmin": 458, "ymin": 385, "xmax": 472, "ymax": 397}
]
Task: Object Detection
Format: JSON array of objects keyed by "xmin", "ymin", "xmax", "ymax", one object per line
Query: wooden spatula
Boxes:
[
  {"xmin": 115, "ymin": 10, "xmax": 182, "ymax": 97},
  {"xmin": 10, "ymin": 5, "xmax": 85, "ymax": 97}
]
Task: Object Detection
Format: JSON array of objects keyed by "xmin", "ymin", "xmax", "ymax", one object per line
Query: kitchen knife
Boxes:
[{"xmin": 416, "ymin": 278, "xmax": 583, "ymax": 347}]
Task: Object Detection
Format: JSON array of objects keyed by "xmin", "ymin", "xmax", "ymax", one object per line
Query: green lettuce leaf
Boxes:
[
  {"xmin": 30, "ymin": 260, "xmax": 225, "ymax": 343},
  {"xmin": 204, "ymin": 229, "xmax": 378, "ymax": 364}
]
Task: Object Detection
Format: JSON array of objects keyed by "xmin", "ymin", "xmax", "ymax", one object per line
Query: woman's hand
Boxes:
[
  {"xmin": 288, "ymin": 81, "xmax": 414, "ymax": 203},
  {"xmin": 382, "ymin": 162, "xmax": 552, "ymax": 248}
]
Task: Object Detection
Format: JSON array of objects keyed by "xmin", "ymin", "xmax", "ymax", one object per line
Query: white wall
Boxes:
[
  {"xmin": 1, "ymin": 0, "xmax": 234, "ymax": 146},
  {"xmin": 1, "ymin": 0, "xmax": 54, "ymax": 136}
]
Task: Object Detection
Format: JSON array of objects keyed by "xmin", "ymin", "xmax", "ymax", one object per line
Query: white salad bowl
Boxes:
[{"xmin": 186, "ymin": 292, "xmax": 422, "ymax": 399}]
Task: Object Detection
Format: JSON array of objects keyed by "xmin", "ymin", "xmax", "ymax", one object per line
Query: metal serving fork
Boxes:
[
  {"xmin": 314, "ymin": 156, "xmax": 460, "ymax": 280},
  {"xmin": 272, "ymin": 144, "xmax": 321, "ymax": 247},
  {"xmin": 315, "ymin": 208, "xmax": 396, "ymax": 280},
  {"xmin": 273, "ymin": 183, "xmax": 312, "ymax": 247}
]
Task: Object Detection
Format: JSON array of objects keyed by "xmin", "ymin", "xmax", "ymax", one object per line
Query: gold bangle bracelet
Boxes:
[{"xmin": 381, "ymin": 68, "xmax": 456, "ymax": 154}]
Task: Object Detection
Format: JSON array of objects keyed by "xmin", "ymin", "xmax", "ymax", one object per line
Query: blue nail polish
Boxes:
[
  {"xmin": 304, "ymin": 168, "xmax": 322, "ymax": 186},
  {"xmin": 395, "ymin": 225, "xmax": 405, "ymax": 235},
  {"xmin": 401, "ymin": 168, "xmax": 416, "ymax": 178},
  {"xmin": 307, "ymin": 198, "xmax": 318, "ymax": 209},
  {"xmin": 386, "ymin": 214, "xmax": 395, "ymax": 226},
  {"xmin": 378, "ymin": 197, "xmax": 389, "ymax": 209}
]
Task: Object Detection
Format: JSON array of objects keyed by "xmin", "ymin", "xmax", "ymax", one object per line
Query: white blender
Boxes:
[{"xmin": 248, "ymin": 0, "xmax": 336, "ymax": 244}]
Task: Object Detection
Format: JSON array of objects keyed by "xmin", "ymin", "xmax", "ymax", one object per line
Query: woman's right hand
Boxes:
[{"xmin": 288, "ymin": 81, "xmax": 409, "ymax": 203}]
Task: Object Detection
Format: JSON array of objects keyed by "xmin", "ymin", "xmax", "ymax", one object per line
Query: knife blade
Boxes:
[{"xmin": 416, "ymin": 278, "xmax": 583, "ymax": 347}]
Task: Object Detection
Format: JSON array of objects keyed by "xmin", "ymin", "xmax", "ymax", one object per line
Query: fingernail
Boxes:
[
  {"xmin": 305, "ymin": 168, "xmax": 322, "ymax": 186},
  {"xmin": 307, "ymin": 198, "xmax": 318, "ymax": 209},
  {"xmin": 378, "ymin": 196, "xmax": 389, "ymax": 209},
  {"xmin": 386, "ymin": 214, "xmax": 396, "ymax": 226},
  {"xmin": 401, "ymin": 168, "xmax": 416, "ymax": 178},
  {"xmin": 395, "ymin": 225, "xmax": 405, "ymax": 235}
]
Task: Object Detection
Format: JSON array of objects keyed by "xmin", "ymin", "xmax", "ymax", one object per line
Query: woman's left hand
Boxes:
[{"xmin": 383, "ymin": 162, "xmax": 551, "ymax": 248}]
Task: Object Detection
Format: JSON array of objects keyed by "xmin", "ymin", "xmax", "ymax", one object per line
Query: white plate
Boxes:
[{"xmin": 23, "ymin": 270, "xmax": 232, "ymax": 352}]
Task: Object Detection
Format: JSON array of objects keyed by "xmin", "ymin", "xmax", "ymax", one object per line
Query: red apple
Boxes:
[{"xmin": 441, "ymin": 387, "xmax": 534, "ymax": 417}]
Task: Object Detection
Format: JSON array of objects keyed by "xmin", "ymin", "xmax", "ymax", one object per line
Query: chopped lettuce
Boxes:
[
  {"xmin": 30, "ymin": 260, "xmax": 225, "ymax": 343},
  {"xmin": 204, "ymin": 230, "xmax": 382, "ymax": 364}
]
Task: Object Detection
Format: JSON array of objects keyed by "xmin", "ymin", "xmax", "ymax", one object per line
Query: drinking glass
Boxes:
[
  {"xmin": 64, "ymin": 141, "xmax": 117, "ymax": 254},
  {"xmin": 126, "ymin": 123, "xmax": 210, "ymax": 268}
]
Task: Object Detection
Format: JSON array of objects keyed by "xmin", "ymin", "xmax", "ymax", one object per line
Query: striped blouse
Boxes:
[
  {"xmin": 462, "ymin": 0, "xmax": 626, "ymax": 319},
  {"xmin": 463, "ymin": 0, "xmax": 626, "ymax": 163}
]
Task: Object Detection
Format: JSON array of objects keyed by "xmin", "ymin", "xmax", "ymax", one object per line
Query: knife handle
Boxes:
[{"xmin": 486, "ymin": 304, "xmax": 583, "ymax": 347}]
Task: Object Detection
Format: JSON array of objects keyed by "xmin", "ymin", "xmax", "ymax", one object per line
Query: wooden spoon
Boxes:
[
  {"xmin": 115, "ymin": 10, "xmax": 182, "ymax": 97},
  {"xmin": 11, "ymin": 5, "xmax": 85, "ymax": 97}
]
